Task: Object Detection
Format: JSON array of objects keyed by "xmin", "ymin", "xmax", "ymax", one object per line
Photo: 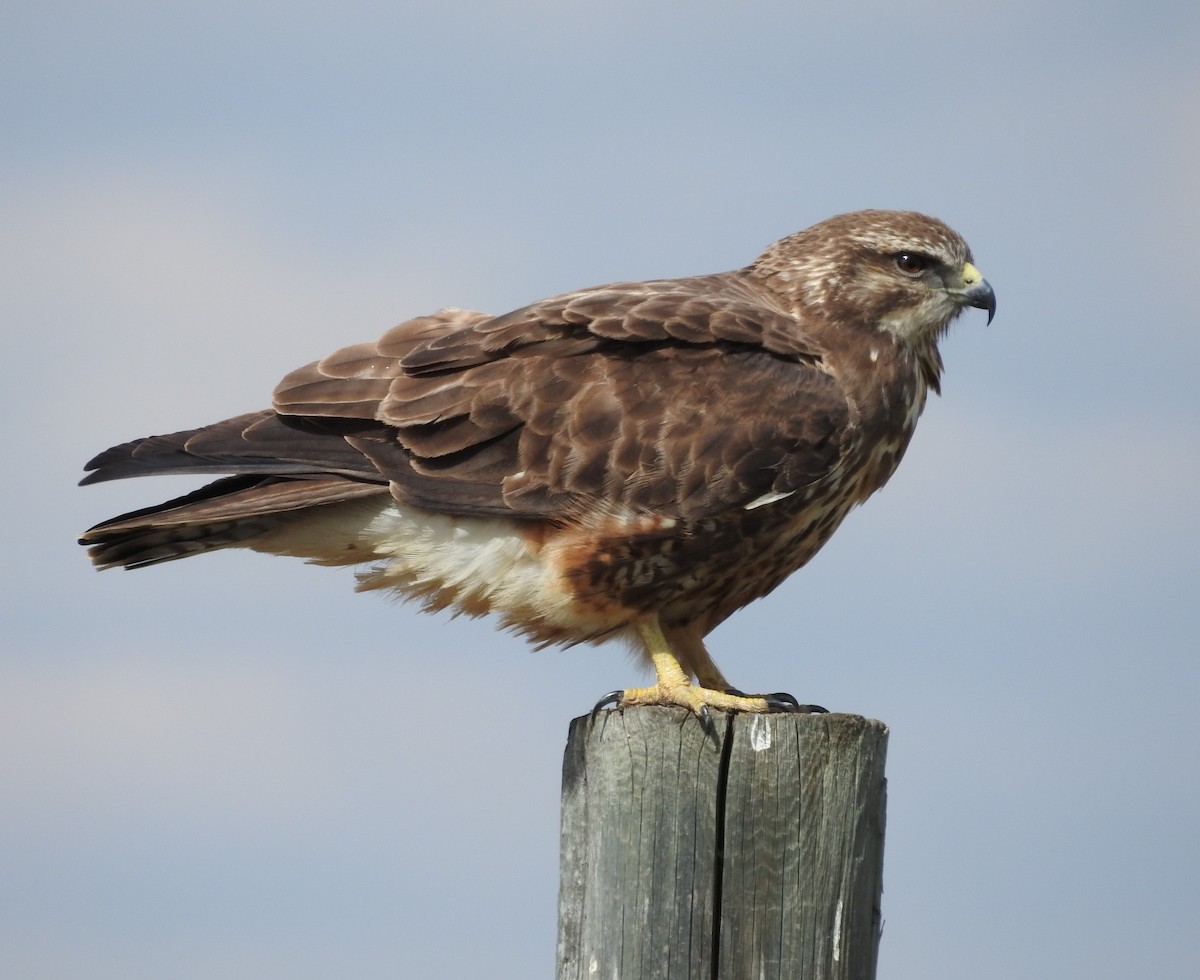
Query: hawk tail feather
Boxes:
[
  {"xmin": 80, "ymin": 473, "xmax": 390, "ymax": 570},
  {"xmin": 80, "ymin": 410, "xmax": 384, "ymax": 486}
]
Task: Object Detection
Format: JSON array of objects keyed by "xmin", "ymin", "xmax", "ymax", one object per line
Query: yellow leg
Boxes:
[{"xmin": 617, "ymin": 619, "xmax": 781, "ymax": 716}]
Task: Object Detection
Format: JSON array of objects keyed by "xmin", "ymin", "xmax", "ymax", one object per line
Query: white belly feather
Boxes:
[{"xmin": 252, "ymin": 497, "xmax": 628, "ymax": 643}]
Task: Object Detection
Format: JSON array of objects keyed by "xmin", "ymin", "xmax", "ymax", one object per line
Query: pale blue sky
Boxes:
[{"xmin": 3, "ymin": 1, "xmax": 1198, "ymax": 977}]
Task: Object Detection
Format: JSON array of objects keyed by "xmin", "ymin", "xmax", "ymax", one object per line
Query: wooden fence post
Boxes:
[{"xmin": 556, "ymin": 708, "xmax": 887, "ymax": 980}]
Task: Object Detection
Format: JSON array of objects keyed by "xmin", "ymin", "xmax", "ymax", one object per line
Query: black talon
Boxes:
[
  {"xmin": 592, "ymin": 690, "xmax": 624, "ymax": 716},
  {"xmin": 725, "ymin": 689, "xmax": 825, "ymax": 713}
]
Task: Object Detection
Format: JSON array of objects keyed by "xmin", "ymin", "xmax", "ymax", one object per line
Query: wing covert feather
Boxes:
[{"xmin": 267, "ymin": 275, "xmax": 848, "ymax": 523}]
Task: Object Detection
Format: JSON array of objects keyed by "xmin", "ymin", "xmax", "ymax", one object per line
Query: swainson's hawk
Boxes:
[{"xmin": 80, "ymin": 210, "xmax": 995, "ymax": 715}]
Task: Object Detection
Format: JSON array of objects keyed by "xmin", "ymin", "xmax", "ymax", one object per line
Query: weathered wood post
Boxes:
[{"xmin": 556, "ymin": 708, "xmax": 887, "ymax": 980}]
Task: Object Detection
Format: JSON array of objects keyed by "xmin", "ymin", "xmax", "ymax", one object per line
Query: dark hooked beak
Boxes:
[{"xmin": 959, "ymin": 262, "xmax": 996, "ymax": 324}]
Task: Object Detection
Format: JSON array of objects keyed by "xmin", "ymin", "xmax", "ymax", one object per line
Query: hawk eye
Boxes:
[{"xmin": 894, "ymin": 253, "xmax": 928, "ymax": 276}]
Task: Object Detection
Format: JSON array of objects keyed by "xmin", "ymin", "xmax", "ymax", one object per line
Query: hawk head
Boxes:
[{"xmin": 752, "ymin": 209, "xmax": 996, "ymax": 348}]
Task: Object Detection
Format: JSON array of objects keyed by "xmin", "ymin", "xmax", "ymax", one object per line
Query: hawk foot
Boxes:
[
  {"xmin": 594, "ymin": 621, "xmax": 828, "ymax": 726},
  {"xmin": 724, "ymin": 688, "xmax": 829, "ymax": 714},
  {"xmin": 600, "ymin": 683, "xmax": 821, "ymax": 718}
]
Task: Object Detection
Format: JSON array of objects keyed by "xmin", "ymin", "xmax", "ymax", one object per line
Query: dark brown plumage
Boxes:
[{"xmin": 81, "ymin": 209, "xmax": 995, "ymax": 715}]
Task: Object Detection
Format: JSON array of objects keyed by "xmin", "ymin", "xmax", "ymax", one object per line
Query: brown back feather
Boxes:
[{"xmin": 271, "ymin": 277, "xmax": 848, "ymax": 522}]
